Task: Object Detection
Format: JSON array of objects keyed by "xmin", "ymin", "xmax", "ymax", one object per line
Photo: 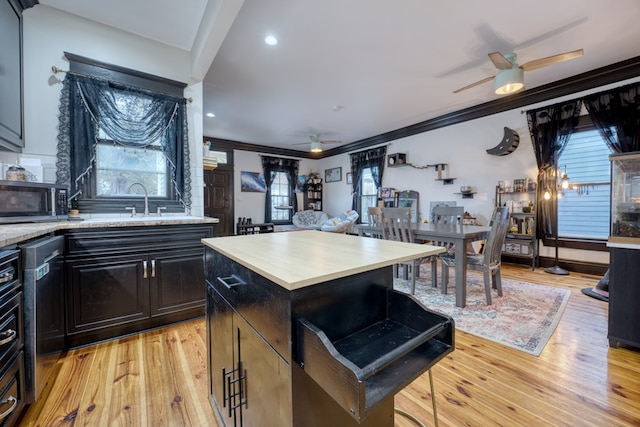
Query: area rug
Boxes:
[{"xmin": 393, "ymin": 268, "xmax": 571, "ymax": 356}]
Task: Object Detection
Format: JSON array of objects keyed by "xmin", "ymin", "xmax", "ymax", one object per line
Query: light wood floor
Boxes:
[{"xmin": 19, "ymin": 264, "xmax": 640, "ymax": 426}]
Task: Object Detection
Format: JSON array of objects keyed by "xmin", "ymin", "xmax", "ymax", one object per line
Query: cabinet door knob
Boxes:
[
  {"xmin": 151, "ymin": 259, "xmax": 156, "ymax": 278},
  {"xmin": 143, "ymin": 260, "xmax": 148, "ymax": 279}
]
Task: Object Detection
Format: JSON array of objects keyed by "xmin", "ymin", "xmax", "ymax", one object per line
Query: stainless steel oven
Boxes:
[
  {"xmin": 0, "ymin": 181, "xmax": 68, "ymax": 224},
  {"xmin": 20, "ymin": 235, "xmax": 65, "ymax": 403}
]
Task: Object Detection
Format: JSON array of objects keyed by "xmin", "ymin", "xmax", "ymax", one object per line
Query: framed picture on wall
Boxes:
[
  {"xmin": 325, "ymin": 167, "xmax": 342, "ymax": 183},
  {"xmin": 346, "ymin": 172, "xmax": 352, "ymax": 185}
]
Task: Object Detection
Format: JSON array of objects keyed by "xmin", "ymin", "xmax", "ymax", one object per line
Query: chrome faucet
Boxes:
[{"xmin": 127, "ymin": 182, "xmax": 149, "ymax": 216}]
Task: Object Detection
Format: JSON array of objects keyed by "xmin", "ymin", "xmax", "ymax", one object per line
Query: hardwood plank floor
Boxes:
[{"xmin": 19, "ymin": 264, "xmax": 640, "ymax": 426}]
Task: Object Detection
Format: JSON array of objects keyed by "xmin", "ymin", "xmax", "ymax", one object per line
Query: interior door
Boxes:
[{"xmin": 204, "ymin": 166, "xmax": 233, "ymax": 236}]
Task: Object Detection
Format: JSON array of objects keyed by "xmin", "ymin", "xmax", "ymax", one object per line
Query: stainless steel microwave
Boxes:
[{"xmin": 0, "ymin": 181, "xmax": 68, "ymax": 223}]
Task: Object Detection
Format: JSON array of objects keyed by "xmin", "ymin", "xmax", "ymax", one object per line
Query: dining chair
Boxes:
[
  {"xmin": 431, "ymin": 205, "xmax": 464, "ymax": 252},
  {"xmin": 439, "ymin": 206, "xmax": 510, "ymax": 304},
  {"xmin": 433, "ymin": 205, "xmax": 464, "ymax": 225},
  {"xmin": 367, "ymin": 206, "xmax": 383, "ymax": 226},
  {"xmin": 380, "ymin": 207, "xmax": 438, "ymax": 294}
]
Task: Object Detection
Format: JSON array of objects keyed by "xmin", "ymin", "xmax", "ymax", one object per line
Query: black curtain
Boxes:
[
  {"xmin": 55, "ymin": 73, "xmax": 190, "ymax": 208},
  {"xmin": 526, "ymin": 99, "xmax": 582, "ymax": 238},
  {"xmin": 261, "ymin": 156, "xmax": 299, "ymax": 222},
  {"xmin": 583, "ymin": 81, "xmax": 640, "ymax": 154},
  {"xmin": 350, "ymin": 146, "xmax": 387, "ymax": 216}
]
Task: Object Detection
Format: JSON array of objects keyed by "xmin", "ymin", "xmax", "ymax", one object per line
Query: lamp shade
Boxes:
[
  {"xmin": 494, "ymin": 68, "xmax": 524, "ymax": 95},
  {"xmin": 310, "ymin": 141, "xmax": 323, "ymax": 152}
]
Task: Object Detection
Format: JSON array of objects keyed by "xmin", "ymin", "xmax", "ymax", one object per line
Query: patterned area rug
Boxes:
[{"xmin": 394, "ymin": 268, "xmax": 571, "ymax": 356}]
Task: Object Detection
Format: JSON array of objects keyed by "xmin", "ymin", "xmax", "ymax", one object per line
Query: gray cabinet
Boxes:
[
  {"xmin": 64, "ymin": 224, "xmax": 214, "ymax": 347},
  {"xmin": 496, "ymin": 186, "xmax": 537, "ymax": 269}
]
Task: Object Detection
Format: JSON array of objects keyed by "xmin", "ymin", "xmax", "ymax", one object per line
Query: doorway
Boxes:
[{"xmin": 204, "ymin": 164, "xmax": 234, "ymax": 236}]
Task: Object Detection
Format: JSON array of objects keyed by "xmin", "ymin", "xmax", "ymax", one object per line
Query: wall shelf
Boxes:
[
  {"xmin": 436, "ymin": 178, "xmax": 456, "ymax": 185},
  {"xmin": 454, "ymin": 192, "xmax": 475, "ymax": 199}
]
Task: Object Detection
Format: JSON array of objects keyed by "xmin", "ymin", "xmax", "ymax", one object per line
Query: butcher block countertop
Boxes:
[
  {"xmin": 0, "ymin": 215, "xmax": 218, "ymax": 247},
  {"xmin": 202, "ymin": 230, "xmax": 444, "ymax": 291}
]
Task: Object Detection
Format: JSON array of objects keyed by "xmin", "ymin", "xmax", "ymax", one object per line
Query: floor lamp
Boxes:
[{"xmin": 545, "ymin": 150, "xmax": 569, "ymax": 275}]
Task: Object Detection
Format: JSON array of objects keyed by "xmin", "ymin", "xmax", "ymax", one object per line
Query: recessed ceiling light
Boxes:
[
  {"xmin": 264, "ymin": 35, "xmax": 278, "ymax": 46},
  {"xmin": 206, "ymin": 113, "xmax": 215, "ymax": 118}
]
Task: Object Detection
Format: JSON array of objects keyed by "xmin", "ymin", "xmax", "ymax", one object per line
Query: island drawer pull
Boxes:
[
  {"xmin": 0, "ymin": 396, "xmax": 17, "ymax": 421},
  {"xmin": 0, "ymin": 329, "xmax": 16, "ymax": 346},
  {"xmin": 217, "ymin": 274, "xmax": 246, "ymax": 289}
]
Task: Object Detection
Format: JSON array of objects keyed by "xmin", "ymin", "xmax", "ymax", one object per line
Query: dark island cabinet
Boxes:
[
  {"xmin": 64, "ymin": 224, "xmax": 214, "ymax": 348},
  {"xmin": 206, "ymin": 283, "xmax": 291, "ymax": 426}
]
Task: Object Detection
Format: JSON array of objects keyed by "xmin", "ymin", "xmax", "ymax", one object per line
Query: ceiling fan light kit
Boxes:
[
  {"xmin": 494, "ymin": 67, "xmax": 524, "ymax": 95},
  {"xmin": 453, "ymin": 49, "xmax": 583, "ymax": 95},
  {"xmin": 310, "ymin": 140, "xmax": 323, "ymax": 152}
]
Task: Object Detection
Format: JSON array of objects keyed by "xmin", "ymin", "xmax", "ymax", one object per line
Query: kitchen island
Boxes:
[{"xmin": 203, "ymin": 231, "xmax": 454, "ymax": 427}]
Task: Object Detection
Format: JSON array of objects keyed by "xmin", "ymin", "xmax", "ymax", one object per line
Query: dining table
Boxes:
[{"xmin": 357, "ymin": 222, "xmax": 492, "ymax": 307}]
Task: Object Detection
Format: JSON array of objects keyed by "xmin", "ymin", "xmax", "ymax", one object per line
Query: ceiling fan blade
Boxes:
[
  {"xmin": 320, "ymin": 140, "xmax": 341, "ymax": 145},
  {"xmin": 488, "ymin": 52, "xmax": 514, "ymax": 70},
  {"xmin": 520, "ymin": 49, "xmax": 584, "ymax": 72},
  {"xmin": 292, "ymin": 142, "xmax": 310, "ymax": 146},
  {"xmin": 453, "ymin": 75, "xmax": 495, "ymax": 94}
]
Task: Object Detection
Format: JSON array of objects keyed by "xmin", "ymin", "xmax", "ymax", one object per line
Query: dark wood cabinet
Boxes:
[
  {"xmin": 0, "ymin": 0, "xmax": 25, "ymax": 151},
  {"xmin": 64, "ymin": 224, "xmax": 214, "ymax": 348},
  {"xmin": 0, "ymin": 248, "xmax": 26, "ymax": 426},
  {"xmin": 66, "ymin": 253, "xmax": 150, "ymax": 336},
  {"xmin": 304, "ymin": 179, "xmax": 322, "ymax": 211},
  {"xmin": 206, "ymin": 283, "xmax": 291, "ymax": 426},
  {"xmin": 608, "ymin": 247, "xmax": 640, "ymax": 349}
]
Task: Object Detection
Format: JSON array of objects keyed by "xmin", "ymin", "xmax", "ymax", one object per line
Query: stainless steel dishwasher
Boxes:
[{"xmin": 20, "ymin": 235, "xmax": 65, "ymax": 403}]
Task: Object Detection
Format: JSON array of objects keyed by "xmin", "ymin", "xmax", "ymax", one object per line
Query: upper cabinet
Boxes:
[{"xmin": 0, "ymin": 0, "xmax": 33, "ymax": 152}]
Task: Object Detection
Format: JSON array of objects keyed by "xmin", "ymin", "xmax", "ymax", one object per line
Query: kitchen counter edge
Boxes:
[{"xmin": 0, "ymin": 216, "xmax": 219, "ymax": 247}]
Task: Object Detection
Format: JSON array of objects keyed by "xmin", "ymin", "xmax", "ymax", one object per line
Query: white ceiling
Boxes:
[{"xmin": 39, "ymin": 0, "xmax": 640, "ymax": 153}]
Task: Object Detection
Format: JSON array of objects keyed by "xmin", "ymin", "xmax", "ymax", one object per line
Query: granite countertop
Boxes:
[{"xmin": 0, "ymin": 215, "xmax": 219, "ymax": 248}]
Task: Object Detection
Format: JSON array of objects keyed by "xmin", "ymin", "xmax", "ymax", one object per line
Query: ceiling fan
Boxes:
[
  {"xmin": 293, "ymin": 134, "xmax": 342, "ymax": 152},
  {"xmin": 453, "ymin": 48, "xmax": 584, "ymax": 95}
]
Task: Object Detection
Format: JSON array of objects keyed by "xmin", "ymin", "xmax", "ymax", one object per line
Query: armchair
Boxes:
[{"xmin": 292, "ymin": 210, "xmax": 329, "ymax": 229}]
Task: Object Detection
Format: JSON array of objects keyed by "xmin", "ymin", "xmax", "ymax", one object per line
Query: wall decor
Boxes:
[
  {"xmin": 486, "ymin": 126, "xmax": 520, "ymax": 156},
  {"xmin": 240, "ymin": 171, "xmax": 266, "ymax": 192},
  {"xmin": 346, "ymin": 172, "xmax": 352, "ymax": 185},
  {"xmin": 296, "ymin": 175, "xmax": 307, "ymax": 193},
  {"xmin": 325, "ymin": 167, "xmax": 342, "ymax": 183}
]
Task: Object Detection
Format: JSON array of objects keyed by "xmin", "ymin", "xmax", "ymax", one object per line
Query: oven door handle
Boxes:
[
  {"xmin": 0, "ymin": 267, "xmax": 14, "ymax": 284},
  {"xmin": 0, "ymin": 396, "xmax": 17, "ymax": 421},
  {"xmin": 0, "ymin": 329, "xmax": 16, "ymax": 346}
]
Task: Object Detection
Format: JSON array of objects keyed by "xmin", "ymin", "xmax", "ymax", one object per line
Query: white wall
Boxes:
[
  {"xmin": 233, "ymin": 150, "xmax": 316, "ymax": 223},
  {"xmin": 3, "ymin": 5, "xmax": 206, "ymax": 215}
]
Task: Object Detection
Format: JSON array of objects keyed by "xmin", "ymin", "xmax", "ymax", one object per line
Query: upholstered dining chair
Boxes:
[
  {"xmin": 439, "ymin": 206, "xmax": 510, "ymax": 304},
  {"xmin": 380, "ymin": 207, "xmax": 438, "ymax": 294}
]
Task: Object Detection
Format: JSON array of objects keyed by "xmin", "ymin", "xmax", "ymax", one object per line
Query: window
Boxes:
[
  {"xmin": 96, "ymin": 135, "xmax": 168, "ymax": 198},
  {"xmin": 56, "ymin": 55, "xmax": 189, "ymax": 214},
  {"xmin": 270, "ymin": 171, "xmax": 292, "ymax": 222},
  {"xmin": 557, "ymin": 128, "xmax": 612, "ymax": 240},
  {"xmin": 360, "ymin": 167, "xmax": 379, "ymax": 223}
]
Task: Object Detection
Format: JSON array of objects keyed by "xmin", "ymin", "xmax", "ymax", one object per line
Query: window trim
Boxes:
[
  {"xmin": 64, "ymin": 53, "xmax": 188, "ymax": 215},
  {"xmin": 269, "ymin": 171, "xmax": 293, "ymax": 224},
  {"xmin": 552, "ymin": 115, "xmax": 611, "ymax": 250}
]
